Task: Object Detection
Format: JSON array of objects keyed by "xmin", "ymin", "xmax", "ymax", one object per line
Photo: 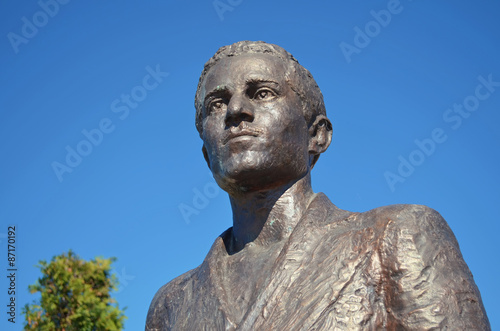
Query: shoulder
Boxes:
[
  {"xmin": 149, "ymin": 267, "xmax": 198, "ymax": 305},
  {"xmin": 358, "ymin": 203, "xmax": 457, "ymax": 244},
  {"xmin": 336, "ymin": 203, "xmax": 465, "ymax": 266},
  {"xmin": 145, "ymin": 228, "xmax": 230, "ymax": 330},
  {"xmin": 362, "ymin": 203, "xmax": 443, "ymax": 223},
  {"xmin": 357, "ymin": 205, "xmax": 490, "ymax": 329},
  {"xmin": 318, "ymin": 194, "xmax": 449, "ymax": 236},
  {"xmin": 145, "ymin": 268, "xmax": 198, "ymax": 331},
  {"xmin": 318, "ymin": 195, "xmax": 456, "ymax": 248}
]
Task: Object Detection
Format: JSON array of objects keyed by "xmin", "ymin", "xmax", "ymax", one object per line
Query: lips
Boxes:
[{"xmin": 223, "ymin": 125, "xmax": 263, "ymax": 144}]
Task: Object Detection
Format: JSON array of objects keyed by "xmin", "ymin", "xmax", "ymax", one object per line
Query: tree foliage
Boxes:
[{"xmin": 23, "ymin": 250, "xmax": 126, "ymax": 330}]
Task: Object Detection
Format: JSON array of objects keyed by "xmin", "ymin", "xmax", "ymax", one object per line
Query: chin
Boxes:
[
  {"xmin": 214, "ymin": 165, "xmax": 306, "ymax": 196},
  {"xmin": 210, "ymin": 150, "xmax": 309, "ymax": 192}
]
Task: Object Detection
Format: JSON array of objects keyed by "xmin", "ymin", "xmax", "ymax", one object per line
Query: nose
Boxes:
[{"xmin": 224, "ymin": 93, "xmax": 254, "ymax": 127}]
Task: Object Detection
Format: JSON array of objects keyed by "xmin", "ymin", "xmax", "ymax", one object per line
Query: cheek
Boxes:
[
  {"xmin": 279, "ymin": 122, "xmax": 310, "ymax": 164},
  {"xmin": 281, "ymin": 115, "xmax": 309, "ymax": 143},
  {"xmin": 202, "ymin": 135, "xmax": 218, "ymax": 166},
  {"xmin": 202, "ymin": 117, "xmax": 224, "ymax": 145},
  {"xmin": 202, "ymin": 128, "xmax": 229, "ymax": 170}
]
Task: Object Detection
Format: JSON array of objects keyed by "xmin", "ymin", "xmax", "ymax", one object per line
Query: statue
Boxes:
[{"xmin": 146, "ymin": 41, "xmax": 490, "ymax": 330}]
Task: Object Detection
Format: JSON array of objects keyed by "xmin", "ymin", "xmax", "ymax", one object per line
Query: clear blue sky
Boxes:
[{"xmin": 1, "ymin": 1, "xmax": 499, "ymax": 330}]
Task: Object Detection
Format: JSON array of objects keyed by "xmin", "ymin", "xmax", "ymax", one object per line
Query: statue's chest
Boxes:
[
  {"xmin": 206, "ymin": 225, "xmax": 387, "ymax": 330},
  {"xmin": 234, "ymin": 226, "xmax": 386, "ymax": 330},
  {"xmin": 221, "ymin": 243, "xmax": 283, "ymax": 317}
]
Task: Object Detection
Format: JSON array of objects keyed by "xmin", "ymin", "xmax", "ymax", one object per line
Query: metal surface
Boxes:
[{"xmin": 146, "ymin": 41, "xmax": 490, "ymax": 330}]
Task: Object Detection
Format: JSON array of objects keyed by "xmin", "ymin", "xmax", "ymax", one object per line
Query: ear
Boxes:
[
  {"xmin": 202, "ymin": 145, "xmax": 211, "ymax": 170},
  {"xmin": 308, "ymin": 115, "xmax": 332, "ymax": 167}
]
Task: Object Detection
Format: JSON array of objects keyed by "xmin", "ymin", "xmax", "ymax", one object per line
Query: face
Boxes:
[{"xmin": 200, "ymin": 53, "xmax": 312, "ymax": 194}]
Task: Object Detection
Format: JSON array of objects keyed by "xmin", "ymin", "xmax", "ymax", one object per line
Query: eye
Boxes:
[
  {"xmin": 253, "ymin": 88, "xmax": 277, "ymax": 101},
  {"xmin": 208, "ymin": 99, "xmax": 227, "ymax": 113}
]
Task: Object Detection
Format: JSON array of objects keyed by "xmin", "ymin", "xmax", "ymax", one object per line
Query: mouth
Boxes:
[{"xmin": 223, "ymin": 126, "xmax": 262, "ymax": 145}]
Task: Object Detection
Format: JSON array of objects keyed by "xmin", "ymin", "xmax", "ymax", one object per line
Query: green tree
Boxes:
[{"xmin": 23, "ymin": 250, "xmax": 126, "ymax": 330}]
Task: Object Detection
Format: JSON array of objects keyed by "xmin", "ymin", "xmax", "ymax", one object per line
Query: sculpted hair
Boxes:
[{"xmin": 194, "ymin": 41, "xmax": 327, "ymax": 136}]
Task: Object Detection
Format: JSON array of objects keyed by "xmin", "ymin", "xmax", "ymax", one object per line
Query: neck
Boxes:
[{"xmin": 228, "ymin": 173, "xmax": 315, "ymax": 253}]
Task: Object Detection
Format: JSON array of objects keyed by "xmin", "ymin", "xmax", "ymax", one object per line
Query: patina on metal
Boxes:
[{"xmin": 146, "ymin": 41, "xmax": 490, "ymax": 330}]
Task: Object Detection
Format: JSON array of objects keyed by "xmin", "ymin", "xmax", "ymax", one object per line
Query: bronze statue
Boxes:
[{"xmin": 146, "ymin": 41, "xmax": 490, "ymax": 330}]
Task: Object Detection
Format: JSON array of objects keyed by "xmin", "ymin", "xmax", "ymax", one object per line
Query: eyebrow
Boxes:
[
  {"xmin": 204, "ymin": 85, "xmax": 230, "ymax": 104},
  {"xmin": 204, "ymin": 79, "xmax": 282, "ymax": 105},
  {"xmin": 245, "ymin": 78, "xmax": 280, "ymax": 87}
]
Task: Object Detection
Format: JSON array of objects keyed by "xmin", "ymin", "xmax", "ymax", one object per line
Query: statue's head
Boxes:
[{"xmin": 195, "ymin": 41, "xmax": 332, "ymax": 194}]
